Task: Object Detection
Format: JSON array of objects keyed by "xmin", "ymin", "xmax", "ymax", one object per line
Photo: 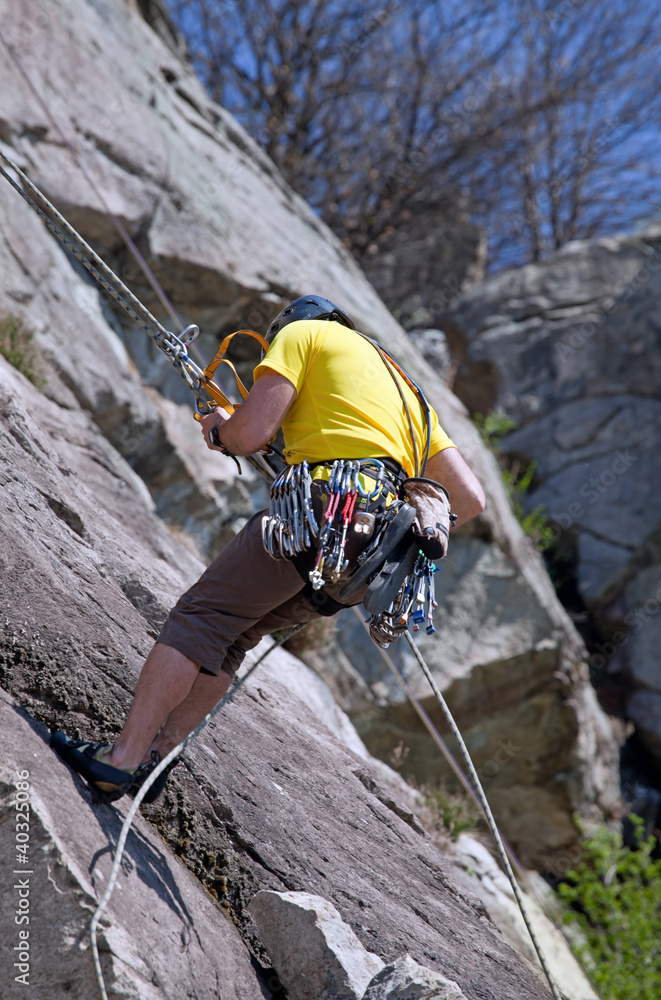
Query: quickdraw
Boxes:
[
  {"xmin": 262, "ymin": 457, "xmax": 404, "ymax": 583},
  {"xmin": 307, "ymin": 459, "xmax": 390, "ymax": 589},
  {"xmin": 261, "ymin": 460, "xmax": 320, "ymax": 559}
]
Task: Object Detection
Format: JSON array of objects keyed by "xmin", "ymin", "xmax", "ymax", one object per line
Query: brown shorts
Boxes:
[
  {"xmin": 157, "ymin": 511, "xmax": 318, "ymax": 678},
  {"xmin": 158, "ymin": 475, "xmax": 377, "ymax": 678}
]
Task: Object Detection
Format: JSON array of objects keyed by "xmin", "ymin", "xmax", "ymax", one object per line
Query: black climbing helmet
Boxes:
[{"xmin": 266, "ymin": 294, "xmax": 355, "ymax": 343}]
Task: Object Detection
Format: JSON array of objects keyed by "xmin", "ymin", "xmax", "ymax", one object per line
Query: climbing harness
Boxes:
[
  {"xmin": 261, "ymin": 451, "xmax": 446, "ymax": 643},
  {"xmin": 262, "ymin": 457, "xmax": 402, "ymax": 581},
  {"xmin": 0, "ymin": 150, "xmax": 274, "ymax": 477}
]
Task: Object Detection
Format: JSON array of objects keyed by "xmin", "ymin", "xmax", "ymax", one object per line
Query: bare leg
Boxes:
[
  {"xmin": 149, "ymin": 668, "xmax": 233, "ymax": 759},
  {"xmin": 105, "ymin": 642, "xmax": 200, "ymax": 772}
]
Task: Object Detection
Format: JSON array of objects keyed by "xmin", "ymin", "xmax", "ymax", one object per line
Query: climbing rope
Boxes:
[
  {"xmin": 90, "ymin": 623, "xmax": 307, "ymax": 1000},
  {"xmin": 0, "ymin": 150, "xmax": 278, "ymax": 479},
  {"xmin": 0, "ymin": 37, "xmax": 582, "ymax": 998},
  {"xmin": 0, "ymin": 153, "xmax": 183, "ymax": 353}
]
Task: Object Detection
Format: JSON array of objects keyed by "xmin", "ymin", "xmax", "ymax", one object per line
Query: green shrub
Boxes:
[
  {"xmin": 473, "ymin": 409, "xmax": 518, "ymax": 448},
  {"xmin": 558, "ymin": 818, "xmax": 661, "ymax": 999},
  {"xmin": 501, "ymin": 459, "xmax": 556, "ymax": 551},
  {"xmin": 0, "ymin": 313, "xmax": 44, "ymax": 386}
]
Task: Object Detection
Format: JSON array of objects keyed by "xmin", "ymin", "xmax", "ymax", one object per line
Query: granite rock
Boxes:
[
  {"xmin": 0, "ymin": 357, "xmax": 554, "ymax": 1000},
  {"xmin": 362, "ymin": 954, "xmax": 466, "ymax": 1000},
  {"xmin": 0, "ymin": 690, "xmax": 264, "ymax": 1000},
  {"xmin": 249, "ymin": 890, "xmax": 385, "ymax": 1000}
]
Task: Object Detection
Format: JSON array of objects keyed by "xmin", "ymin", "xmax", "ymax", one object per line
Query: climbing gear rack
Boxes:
[
  {"xmin": 307, "ymin": 459, "xmax": 394, "ymax": 589},
  {"xmin": 368, "ymin": 553, "xmax": 438, "ymax": 646},
  {"xmin": 262, "ymin": 460, "xmax": 320, "ymax": 559}
]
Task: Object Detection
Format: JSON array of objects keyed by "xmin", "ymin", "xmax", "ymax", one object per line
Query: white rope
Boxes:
[
  {"xmin": 0, "ymin": 150, "xmax": 279, "ymax": 483},
  {"xmin": 90, "ymin": 625, "xmax": 304, "ymax": 1000},
  {"xmin": 0, "ymin": 40, "xmax": 571, "ymax": 993}
]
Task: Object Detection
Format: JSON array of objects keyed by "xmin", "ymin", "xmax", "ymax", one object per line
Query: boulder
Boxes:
[
  {"xmin": 363, "ymin": 954, "xmax": 466, "ymax": 1000},
  {"xmin": 249, "ymin": 890, "xmax": 385, "ymax": 1000}
]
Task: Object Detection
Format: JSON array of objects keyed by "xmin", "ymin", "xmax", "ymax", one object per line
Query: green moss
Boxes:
[
  {"xmin": 423, "ymin": 784, "xmax": 478, "ymax": 840},
  {"xmin": 0, "ymin": 313, "xmax": 44, "ymax": 387},
  {"xmin": 473, "ymin": 410, "xmax": 518, "ymax": 448}
]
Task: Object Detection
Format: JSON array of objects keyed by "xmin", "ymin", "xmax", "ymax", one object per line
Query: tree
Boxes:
[
  {"xmin": 485, "ymin": 0, "xmax": 661, "ymax": 268},
  {"xmin": 166, "ymin": 0, "xmax": 661, "ymax": 291}
]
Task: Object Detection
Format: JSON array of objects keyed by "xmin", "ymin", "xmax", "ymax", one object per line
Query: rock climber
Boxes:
[{"xmin": 51, "ymin": 295, "xmax": 485, "ymax": 802}]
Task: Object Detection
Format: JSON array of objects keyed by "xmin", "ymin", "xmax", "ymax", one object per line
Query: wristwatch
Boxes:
[{"xmin": 209, "ymin": 423, "xmax": 230, "ymax": 454}]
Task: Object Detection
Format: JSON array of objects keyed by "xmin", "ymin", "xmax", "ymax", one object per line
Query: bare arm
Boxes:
[
  {"xmin": 426, "ymin": 447, "xmax": 486, "ymax": 528},
  {"xmin": 200, "ymin": 371, "xmax": 296, "ymax": 456}
]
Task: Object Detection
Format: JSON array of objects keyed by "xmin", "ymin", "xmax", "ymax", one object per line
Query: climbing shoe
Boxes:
[
  {"xmin": 49, "ymin": 731, "xmax": 135, "ymax": 802},
  {"xmin": 128, "ymin": 751, "xmax": 180, "ymax": 805}
]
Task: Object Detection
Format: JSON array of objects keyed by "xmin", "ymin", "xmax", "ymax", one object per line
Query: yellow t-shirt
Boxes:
[{"xmin": 254, "ymin": 319, "xmax": 455, "ymax": 476}]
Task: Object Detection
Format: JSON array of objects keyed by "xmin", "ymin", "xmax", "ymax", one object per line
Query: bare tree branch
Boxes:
[{"xmin": 166, "ymin": 0, "xmax": 661, "ymax": 285}]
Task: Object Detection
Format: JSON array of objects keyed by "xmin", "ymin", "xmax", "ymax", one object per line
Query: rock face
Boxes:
[
  {"xmin": 0, "ymin": 360, "xmax": 555, "ymax": 1000},
  {"xmin": 0, "ymin": 0, "xmax": 619, "ymax": 869},
  {"xmin": 0, "ymin": 690, "xmax": 263, "ymax": 1000},
  {"xmin": 446, "ymin": 231, "xmax": 661, "ymax": 764},
  {"xmin": 406, "ymin": 329, "xmax": 454, "ymax": 383},
  {"xmin": 448, "ymin": 835, "xmax": 598, "ymax": 1000},
  {"xmin": 357, "ymin": 195, "xmax": 486, "ymax": 332}
]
